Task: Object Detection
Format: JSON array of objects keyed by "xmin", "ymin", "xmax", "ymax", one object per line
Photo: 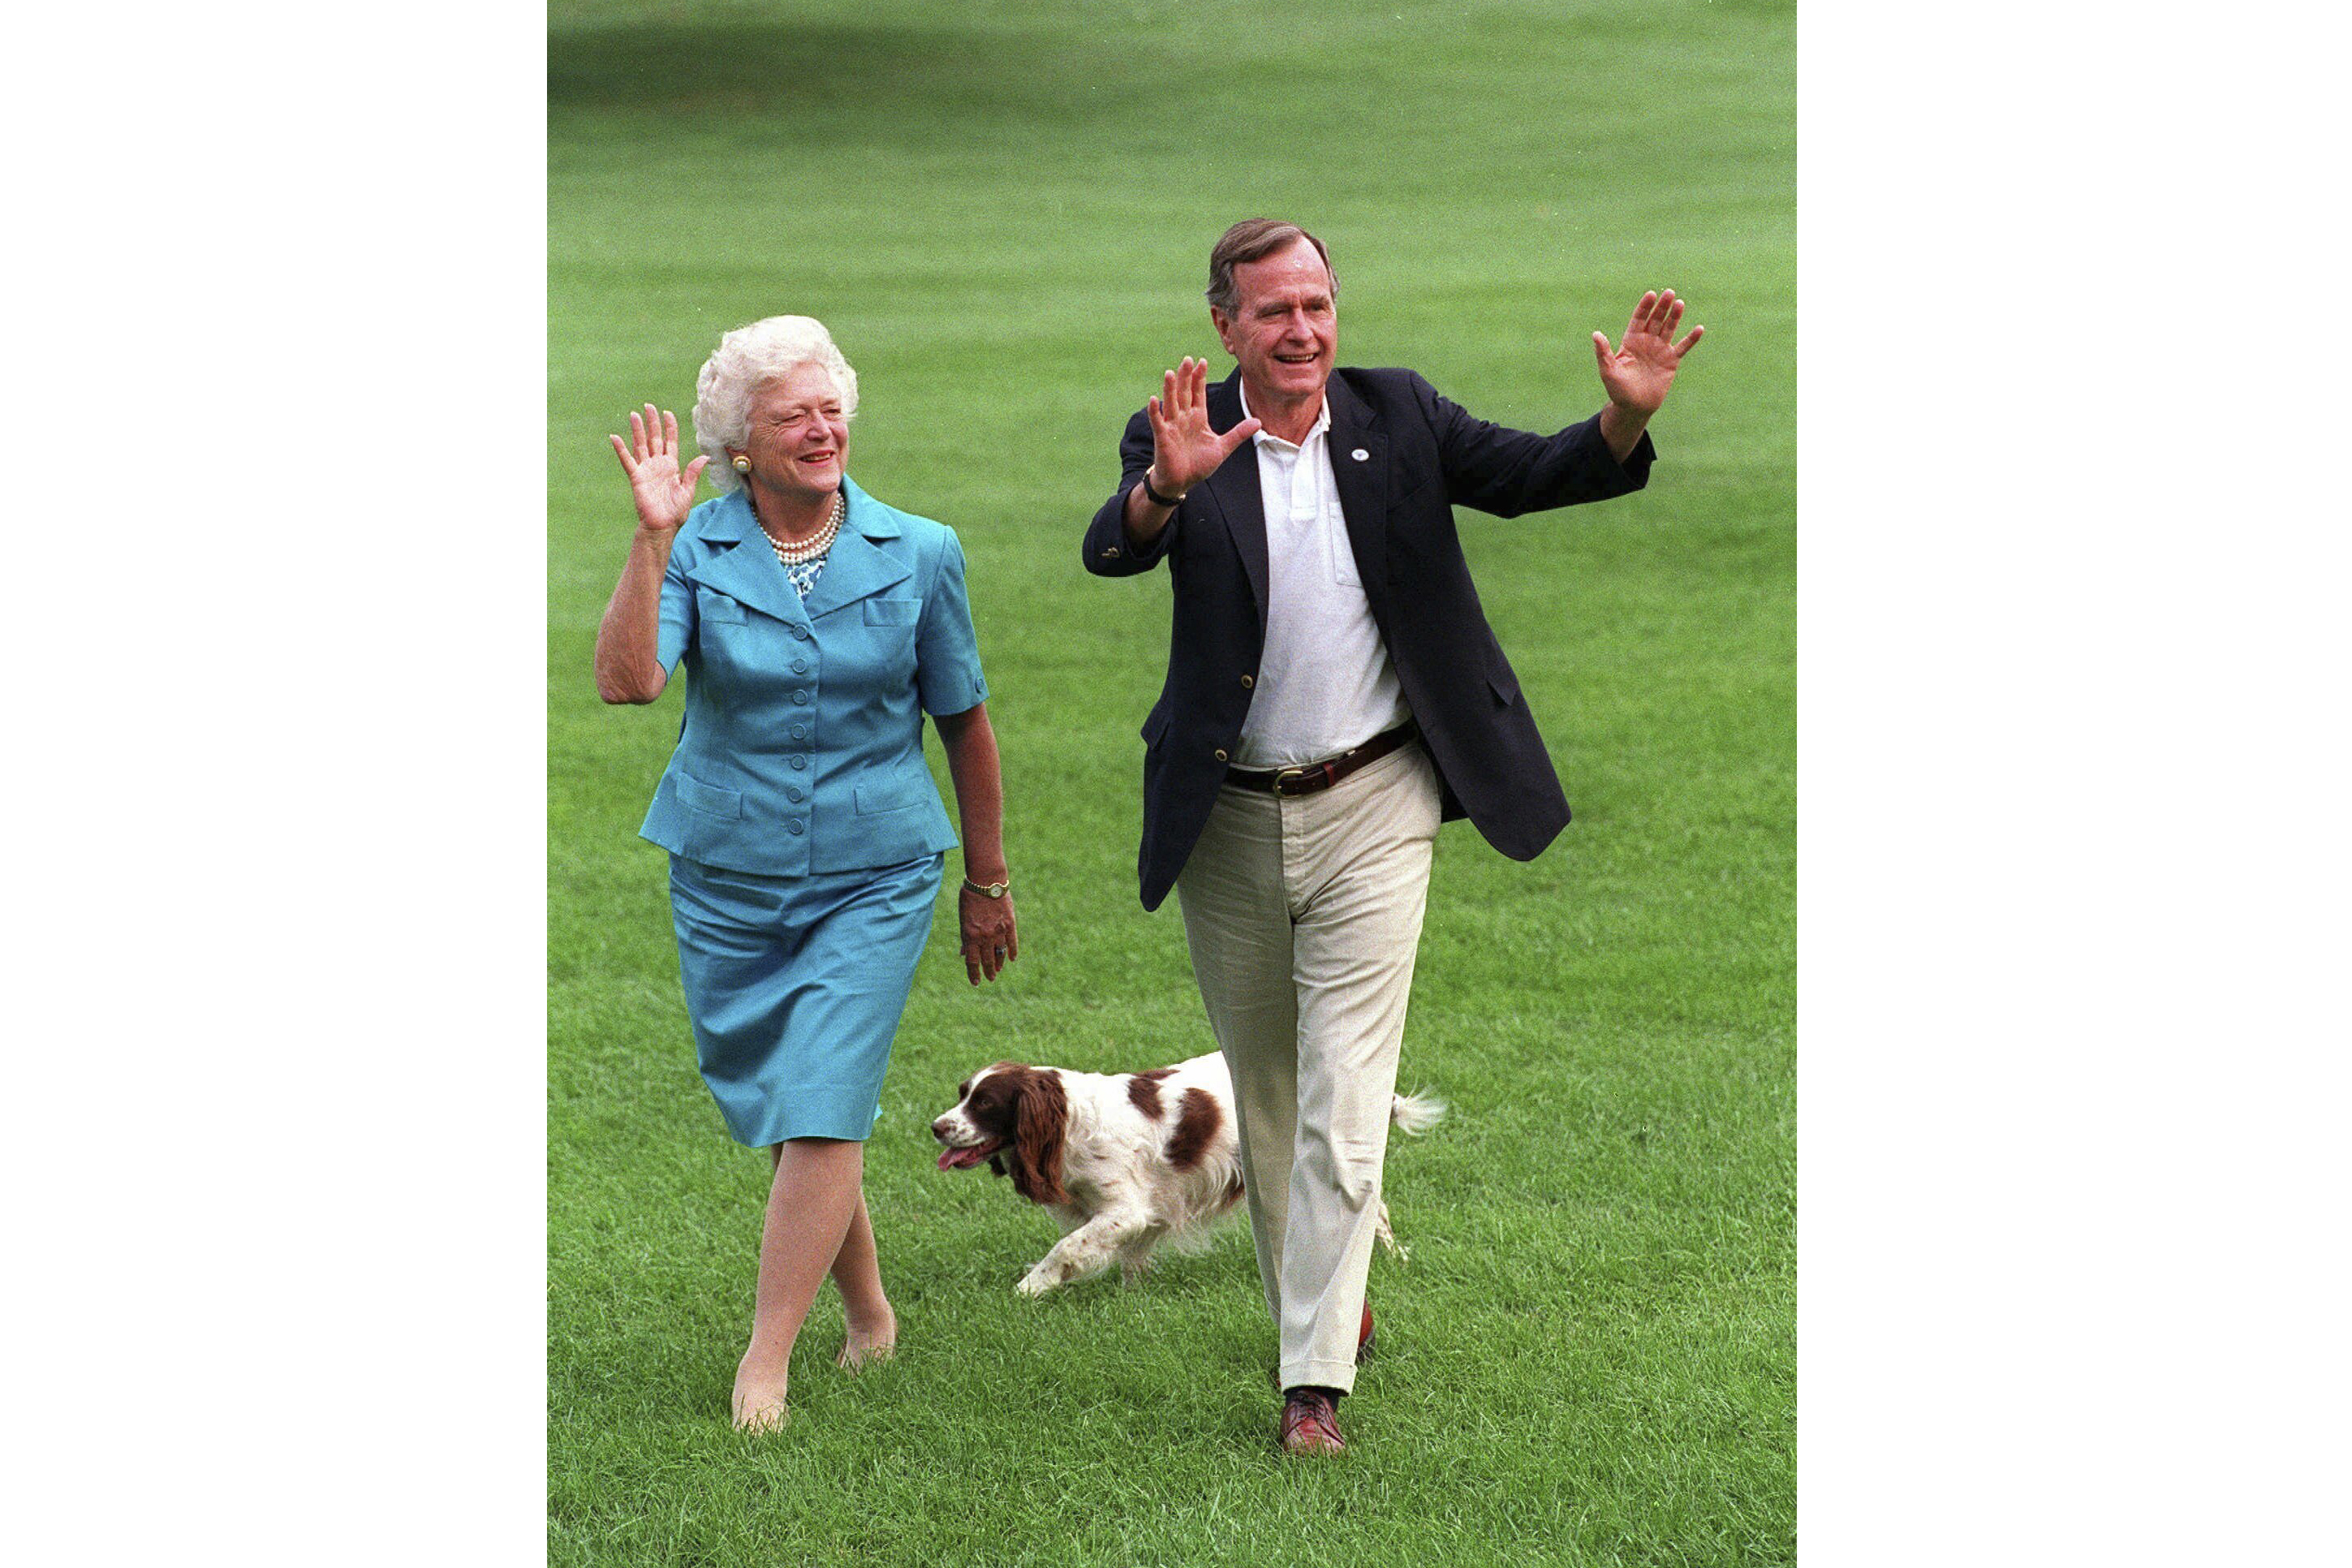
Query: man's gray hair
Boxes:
[
  {"xmin": 691, "ymin": 316, "xmax": 859, "ymax": 493},
  {"xmin": 1204, "ymin": 219, "xmax": 1338, "ymax": 315}
]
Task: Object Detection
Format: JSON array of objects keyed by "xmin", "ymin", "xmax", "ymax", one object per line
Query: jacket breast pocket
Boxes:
[
  {"xmin": 859, "ymin": 597, "xmax": 920, "ymax": 667},
  {"xmin": 696, "ymin": 588, "xmax": 747, "ymax": 625}
]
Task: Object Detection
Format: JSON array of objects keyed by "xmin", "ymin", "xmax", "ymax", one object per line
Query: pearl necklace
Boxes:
[{"xmin": 761, "ymin": 490, "xmax": 845, "ymax": 566}]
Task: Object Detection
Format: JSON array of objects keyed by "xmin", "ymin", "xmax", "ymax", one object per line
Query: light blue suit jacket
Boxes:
[{"xmin": 639, "ymin": 476, "xmax": 989, "ymax": 876}]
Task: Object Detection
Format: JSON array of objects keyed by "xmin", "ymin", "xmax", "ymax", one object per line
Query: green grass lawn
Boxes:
[{"xmin": 550, "ymin": 2, "xmax": 1793, "ymax": 1562}]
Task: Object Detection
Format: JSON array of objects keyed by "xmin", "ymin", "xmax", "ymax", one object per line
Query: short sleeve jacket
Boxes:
[{"xmin": 638, "ymin": 476, "xmax": 989, "ymax": 876}]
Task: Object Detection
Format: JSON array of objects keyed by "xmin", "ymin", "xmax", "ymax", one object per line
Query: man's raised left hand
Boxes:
[{"xmin": 1593, "ymin": 288, "xmax": 1704, "ymax": 416}]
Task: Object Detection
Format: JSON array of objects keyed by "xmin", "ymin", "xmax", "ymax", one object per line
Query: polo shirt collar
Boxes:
[{"xmin": 1238, "ymin": 381, "xmax": 1329, "ymax": 451}]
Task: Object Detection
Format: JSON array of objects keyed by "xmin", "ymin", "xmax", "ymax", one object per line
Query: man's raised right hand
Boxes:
[{"xmin": 1144, "ymin": 357, "xmax": 1260, "ymax": 498}]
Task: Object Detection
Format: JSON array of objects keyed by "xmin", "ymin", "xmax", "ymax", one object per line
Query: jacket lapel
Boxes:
[
  {"xmin": 681, "ymin": 489, "xmax": 811, "ymax": 629},
  {"xmin": 797, "ymin": 476, "xmax": 913, "ymax": 621},
  {"xmin": 1201, "ymin": 373, "xmax": 1269, "ymax": 628},
  {"xmin": 1324, "ymin": 373, "xmax": 1389, "ymax": 593}
]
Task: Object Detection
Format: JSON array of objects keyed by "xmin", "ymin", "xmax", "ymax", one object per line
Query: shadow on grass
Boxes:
[{"xmin": 550, "ymin": 23, "xmax": 1168, "ymax": 138}]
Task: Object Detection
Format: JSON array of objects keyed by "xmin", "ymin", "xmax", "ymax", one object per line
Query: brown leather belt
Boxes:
[{"xmin": 1225, "ymin": 722, "xmax": 1419, "ymax": 798}]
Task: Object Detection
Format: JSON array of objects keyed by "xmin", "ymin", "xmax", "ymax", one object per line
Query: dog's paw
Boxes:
[{"xmin": 1014, "ymin": 1266, "xmax": 1059, "ymax": 1299}]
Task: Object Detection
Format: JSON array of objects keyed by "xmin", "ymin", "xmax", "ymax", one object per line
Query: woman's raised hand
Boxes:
[
  {"xmin": 610, "ymin": 404, "xmax": 710, "ymax": 534},
  {"xmin": 1146, "ymin": 357, "xmax": 1260, "ymax": 498}
]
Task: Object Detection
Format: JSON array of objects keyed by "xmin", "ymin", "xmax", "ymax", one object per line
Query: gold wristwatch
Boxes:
[{"xmin": 963, "ymin": 877, "xmax": 1010, "ymax": 898}]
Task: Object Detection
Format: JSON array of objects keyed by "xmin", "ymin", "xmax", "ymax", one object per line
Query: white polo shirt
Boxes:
[{"xmin": 1230, "ymin": 383, "xmax": 1413, "ymax": 769}]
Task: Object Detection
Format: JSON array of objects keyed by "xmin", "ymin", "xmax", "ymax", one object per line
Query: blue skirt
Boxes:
[{"xmin": 667, "ymin": 851, "xmax": 945, "ymax": 1146}]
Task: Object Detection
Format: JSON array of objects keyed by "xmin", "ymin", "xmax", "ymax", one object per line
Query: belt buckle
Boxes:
[{"xmin": 1271, "ymin": 765, "xmax": 1312, "ymax": 797}]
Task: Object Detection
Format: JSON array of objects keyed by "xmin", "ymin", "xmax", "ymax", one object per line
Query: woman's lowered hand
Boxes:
[{"xmin": 958, "ymin": 884, "xmax": 1018, "ymax": 985}]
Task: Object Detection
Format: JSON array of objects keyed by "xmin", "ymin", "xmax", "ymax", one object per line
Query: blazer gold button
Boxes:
[
  {"xmin": 1350, "ymin": 448, "xmax": 1368, "ymax": 461},
  {"xmin": 1240, "ymin": 674, "xmax": 1254, "ymax": 688},
  {"xmin": 1104, "ymin": 546, "xmax": 1122, "ymax": 558},
  {"xmin": 1213, "ymin": 748, "xmax": 1229, "ymax": 762}
]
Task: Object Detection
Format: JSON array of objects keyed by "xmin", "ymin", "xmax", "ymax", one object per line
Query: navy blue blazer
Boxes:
[{"xmin": 1082, "ymin": 367, "xmax": 1655, "ymax": 911}]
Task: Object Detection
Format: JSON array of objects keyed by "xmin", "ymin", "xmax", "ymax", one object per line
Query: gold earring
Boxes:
[{"xmin": 731, "ymin": 456, "xmax": 751, "ymax": 474}]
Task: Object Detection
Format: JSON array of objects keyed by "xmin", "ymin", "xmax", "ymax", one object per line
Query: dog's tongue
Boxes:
[{"xmin": 937, "ymin": 1145, "xmax": 990, "ymax": 1171}]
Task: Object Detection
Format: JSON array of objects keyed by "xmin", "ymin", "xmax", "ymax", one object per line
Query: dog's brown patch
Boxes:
[
  {"xmin": 957, "ymin": 1064, "xmax": 1068, "ymax": 1203},
  {"xmin": 1001, "ymin": 1066, "xmax": 1070, "ymax": 1205},
  {"xmin": 1126, "ymin": 1074, "xmax": 1165, "ymax": 1118},
  {"xmin": 1167, "ymin": 1087, "xmax": 1222, "ymax": 1170}
]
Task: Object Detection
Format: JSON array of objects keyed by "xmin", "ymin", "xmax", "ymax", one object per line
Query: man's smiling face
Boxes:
[{"xmin": 1212, "ymin": 236, "xmax": 1338, "ymax": 408}]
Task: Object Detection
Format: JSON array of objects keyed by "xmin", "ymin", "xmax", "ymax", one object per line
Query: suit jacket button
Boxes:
[
  {"xmin": 1240, "ymin": 674, "xmax": 1254, "ymax": 688},
  {"xmin": 1103, "ymin": 545, "xmax": 1122, "ymax": 558},
  {"xmin": 1213, "ymin": 748, "xmax": 1229, "ymax": 762}
]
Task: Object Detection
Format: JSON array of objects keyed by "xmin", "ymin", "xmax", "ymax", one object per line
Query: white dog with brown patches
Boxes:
[{"xmin": 931, "ymin": 1053, "xmax": 1445, "ymax": 1297}]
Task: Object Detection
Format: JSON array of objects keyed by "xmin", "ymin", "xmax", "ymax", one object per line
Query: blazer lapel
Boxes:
[
  {"xmin": 1201, "ymin": 373, "xmax": 1269, "ymax": 628},
  {"xmin": 1323, "ymin": 374, "xmax": 1389, "ymax": 593},
  {"xmin": 797, "ymin": 476, "xmax": 913, "ymax": 621},
  {"xmin": 682, "ymin": 490, "xmax": 811, "ymax": 630}
]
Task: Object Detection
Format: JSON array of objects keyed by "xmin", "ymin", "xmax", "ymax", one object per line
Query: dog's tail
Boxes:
[
  {"xmin": 1376, "ymin": 1091, "xmax": 1445, "ymax": 1263},
  {"xmin": 1388, "ymin": 1090, "xmax": 1446, "ymax": 1137}
]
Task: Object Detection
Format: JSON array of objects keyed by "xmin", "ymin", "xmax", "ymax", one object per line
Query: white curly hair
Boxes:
[{"xmin": 691, "ymin": 315, "xmax": 860, "ymax": 493}]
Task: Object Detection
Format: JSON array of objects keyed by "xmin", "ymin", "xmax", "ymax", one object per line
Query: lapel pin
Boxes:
[{"xmin": 1350, "ymin": 448, "xmax": 1369, "ymax": 462}]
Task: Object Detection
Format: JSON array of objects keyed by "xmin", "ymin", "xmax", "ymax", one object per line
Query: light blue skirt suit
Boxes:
[{"xmin": 640, "ymin": 476, "xmax": 989, "ymax": 1146}]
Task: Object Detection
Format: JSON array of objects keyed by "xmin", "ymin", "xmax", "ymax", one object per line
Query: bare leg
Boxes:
[
  {"xmin": 829, "ymin": 1191, "xmax": 897, "ymax": 1369},
  {"xmin": 732, "ymin": 1137, "xmax": 864, "ymax": 1432}
]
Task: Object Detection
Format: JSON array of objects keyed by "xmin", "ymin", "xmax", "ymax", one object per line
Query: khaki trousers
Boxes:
[{"xmin": 1175, "ymin": 740, "xmax": 1443, "ymax": 1393}]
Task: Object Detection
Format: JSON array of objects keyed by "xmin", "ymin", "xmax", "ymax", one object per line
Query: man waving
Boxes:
[{"xmin": 1083, "ymin": 218, "xmax": 1702, "ymax": 1454}]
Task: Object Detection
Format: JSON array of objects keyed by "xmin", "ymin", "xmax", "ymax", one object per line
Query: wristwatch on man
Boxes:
[
  {"xmin": 1139, "ymin": 468, "xmax": 1187, "ymax": 508},
  {"xmin": 963, "ymin": 877, "xmax": 1010, "ymax": 899}
]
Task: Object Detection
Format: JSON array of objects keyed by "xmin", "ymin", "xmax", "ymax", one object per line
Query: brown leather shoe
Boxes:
[{"xmin": 1279, "ymin": 1388, "xmax": 1346, "ymax": 1454}]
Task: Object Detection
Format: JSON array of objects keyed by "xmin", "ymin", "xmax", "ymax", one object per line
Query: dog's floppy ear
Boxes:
[{"xmin": 1004, "ymin": 1068, "xmax": 1069, "ymax": 1205}]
